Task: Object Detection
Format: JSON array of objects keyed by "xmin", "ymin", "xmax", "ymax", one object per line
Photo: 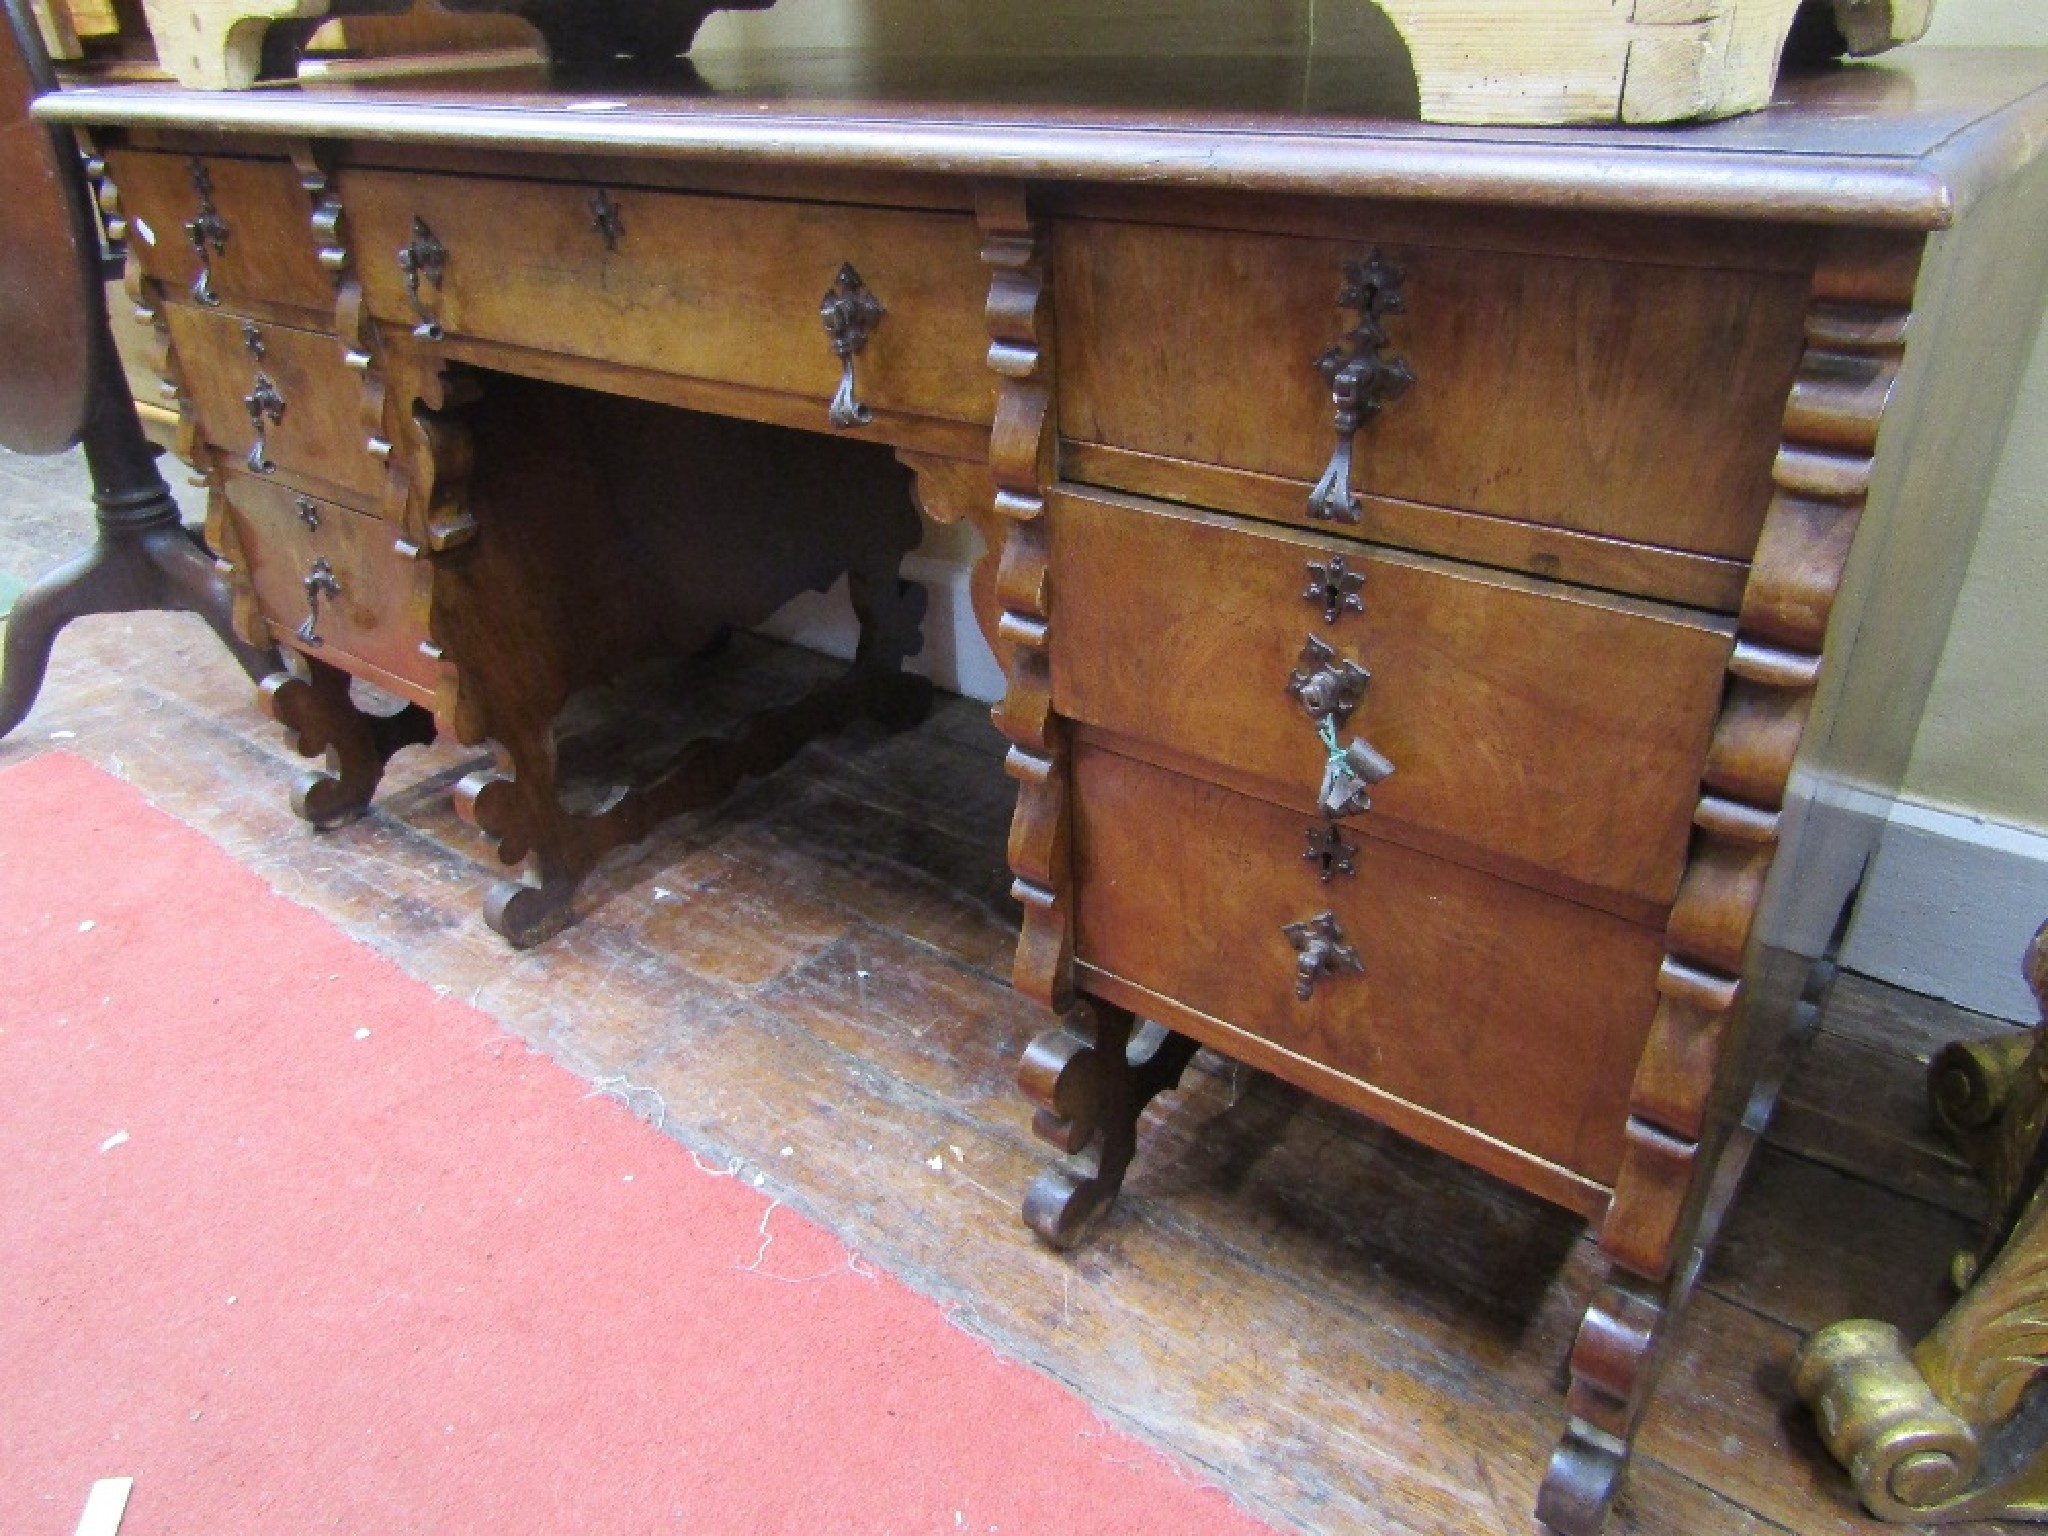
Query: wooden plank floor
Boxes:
[{"xmin": 0, "ymin": 445, "xmax": 2029, "ymax": 1536}]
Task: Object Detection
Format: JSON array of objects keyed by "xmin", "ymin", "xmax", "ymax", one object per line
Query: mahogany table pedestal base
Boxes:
[{"xmin": 0, "ymin": 366, "xmax": 276, "ymax": 742}]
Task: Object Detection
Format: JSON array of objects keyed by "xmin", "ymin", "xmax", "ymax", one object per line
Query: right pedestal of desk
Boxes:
[{"xmin": 984, "ymin": 166, "xmax": 2048, "ymax": 1534}]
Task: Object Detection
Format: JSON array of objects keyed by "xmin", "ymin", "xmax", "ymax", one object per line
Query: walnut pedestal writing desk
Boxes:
[{"xmin": 40, "ymin": 53, "xmax": 2048, "ymax": 1532}]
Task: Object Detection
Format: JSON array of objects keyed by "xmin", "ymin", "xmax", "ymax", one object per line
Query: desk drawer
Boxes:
[
  {"xmin": 1054, "ymin": 219, "xmax": 1806, "ymax": 560},
  {"xmin": 1048, "ymin": 487, "xmax": 1733, "ymax": 908},
  {"xmin": 103, "ymin": 149, "xmax": 333, "ymax": 320},
  {"xmin": 1072, "ymin": 745, "xmax": 1665, "ymax": 1188},
  {"xmin": 165, "ymin": 306, "xmax": 383, "ymax": 504},
  {"xmin": 219, "ymin": 474, "xmax": 436, "ymax": 701},
  {"xmin": 344, "ymin": 170, "xmax": 994, "ymax": 431}
]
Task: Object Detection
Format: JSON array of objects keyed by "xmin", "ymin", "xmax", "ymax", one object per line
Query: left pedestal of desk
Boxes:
[{"xmin": 83, "ymin": 138, "xmax": 936, "ymax": 946}]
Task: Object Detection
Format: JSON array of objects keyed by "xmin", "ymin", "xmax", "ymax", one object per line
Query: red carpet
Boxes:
[{"xmin": 0, "ymin": 753, "xmax": 1274, "ymax": 1536}]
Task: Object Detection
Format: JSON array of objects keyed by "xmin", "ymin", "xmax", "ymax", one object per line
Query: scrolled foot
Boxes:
[
  {"xmin": 1538, "ymin": 1427, "xmax": 1626, "ymax": 1536},
  {"xmin": 1016, "ymin": 1003, "xmax": 1198, "ymax": 1251},
  {"xmin": 261, "ymin": 665, "xmax": 432, "ymax": 829},
  {"xmin": 484, "ymin": 878, "xmax": 578, "ymax": 950},
  {"xmin": 291, "ymin": 767, "xmax": 372, "ymax": 831},
  {"xmin": 1023, "ymin": 1158, "xmax": 1123, "ymax": 1251}
]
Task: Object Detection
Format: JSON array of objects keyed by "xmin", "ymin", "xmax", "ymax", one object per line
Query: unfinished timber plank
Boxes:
[
  {"xmin": 1831, "ymin": 0, "xmax": 1934, "ymax": 54},
  {"xmin": 133, "ymin": 0, "xmax": 772, "ymax": 89},
  {"xmin": 138, "ymin": 0, "xmax": 325, "ymax": 88},
  {"xmin": 1371, "ymin": 0, "xmax": 1794, "ymax": 124}
]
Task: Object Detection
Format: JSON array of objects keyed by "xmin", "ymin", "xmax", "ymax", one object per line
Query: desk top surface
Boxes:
[{"xmin": 37, "ymin": 46, "xmax": 2048, "ymax": 230}]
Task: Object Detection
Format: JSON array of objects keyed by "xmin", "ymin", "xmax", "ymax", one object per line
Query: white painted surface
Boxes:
[
  {"xmin": 1842, "ymin": 799, "xmax": 2048, "ymax": 1021},
  {"xmin": 755, "ymin": 552, "xmax": 1003, "ymax": 705},
  {"xmin": 73, "ymin": 1478, "xmax": 134, "ymax": 1536}
]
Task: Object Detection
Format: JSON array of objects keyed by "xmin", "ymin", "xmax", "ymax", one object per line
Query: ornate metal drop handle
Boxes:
[
  {"xmin": 297, "ymin": 558, "xmax": 341, "ymax": 648},
  {"xmin": 396, "ymin": 217, "xmax": 448, "ymax": 342},
  {"xmin": 1283, "ymin": 912, "xmax": 1365, "ymax": 1001},
  {"xmin": 1308, "ymin": 253, "xmax": 1415, "ymax": 525},
  {"xmin": 1287, "ymin": 635, "xmax": 1396, "ymax": 819},
  {"xmin": 184, "ymin": 158, "xmax": 228, "ymax": 308},
  {"xmin": 243, "ymin": 372, "xmax": 285, "ymax": 474},
  {"xmin": 589, "ymin": 188, "xmax": 625, "ymax": 251},
  {"xmin": 820, "ymin": 263, "xmax": 885, "ymax": 430}
]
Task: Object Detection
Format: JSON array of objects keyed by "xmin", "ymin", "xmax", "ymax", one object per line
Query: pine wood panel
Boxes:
[
  {"xmin": 1069, "ymin": 743, "xmax": 1668, "ymax": 1188},
  {"xmin": 342, "ymin": 168, "xmax": 995, "ymax": 434},
  {"xmin": 103, "ymin": 148, "xmax": 333, "ymax": 322},
  {"xmin": 213, "ymin": 472, "xmax": 436, "ymax": 700},
  {"xmin": 1047, "ymin": 487, "xmax": 1735, "ymax": 908},
  {"xmin": 1054, "ymin": 218, "xmax": 1809, "ymax": 559},
  {"xmin": 162, "ymin": 303, "xmax": 382, "ymax": 504},
  {"xmin": 1371, "ymin": 0, "xmax": 1811, "ymax": 127}
]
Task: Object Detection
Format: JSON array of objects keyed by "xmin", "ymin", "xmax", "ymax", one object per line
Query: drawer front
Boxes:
[
  {"xmin": 1054, "ymin": 219, "xmax": 1806, "ymax": 560},
  {"xmin": 221, "ymin": 475, "xmax": 436, "ymax": 698},
  {"xmin": 345, "ymin": 170, "xmax": 994, "ymax": 429},
  {"xmin": 1072, "ymin": 745, "xmax": 1666, "ymax": 1186},
  {"xmin": 104, "ymin": 150, "xmax": 333, "ymax": 319},
  {"xmin": 1049, "ymin": 487, "xmax": 1732, "ymax": 908},
  {"xmin": 164, "ymin": 306, "xmax": 383, "ymax": 504}
]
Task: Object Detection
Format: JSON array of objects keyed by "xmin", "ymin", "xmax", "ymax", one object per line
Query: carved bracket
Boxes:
[{"xmin": 1308, "ymin": 253, "xmax": 1415, "ymax": 524}]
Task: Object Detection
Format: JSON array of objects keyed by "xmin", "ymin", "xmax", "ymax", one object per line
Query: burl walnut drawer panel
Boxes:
[
  {"xmin": 345, "ymin": 170, "xmax": 995, "ymax": 428},
  {"xmin": 218, "ymin": 474, "xmax": 436, "ymax": 700},
  {"xmin": 103, "ymin": 149, "xmax": 333, "ymax": 318},
  {"xmin": 1054, "ymin": 219, "xmax": 1807, "ymax": 560},
  {"xmin": 1049, "ymin": 487, "xmax": 1734, "ymax": 908},
  {"xmin": 163, "ymin": 306, "xmax": 383, "ymax": 504},
  {"xmin": 1071, "ymin": 745, "xmax": 1666, "ymax": 1187}
]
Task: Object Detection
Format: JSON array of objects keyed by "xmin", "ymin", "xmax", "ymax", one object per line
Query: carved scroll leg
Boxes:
[
  {"xmin": 453, "ymin": 728, "xmax": 585, "ymax": 950},
  {"xmin": 479, "ymin": 865, "xmax": 579, "ymax": 952},
  {"xmin": 259, "ymin": 658, "xmax": 435, "ymax": 830},
  {"xmin": 846, "ymin": 543, "xmax": 935, "ymax": 734},
  {"xmin": 1539, "ymin": 1278, "xmax": 1667, "ymax": 1536},
  {"xmin": 1018, "ymin": 1000, "xmax": 1200, "ymax": 1250}
]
